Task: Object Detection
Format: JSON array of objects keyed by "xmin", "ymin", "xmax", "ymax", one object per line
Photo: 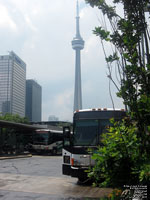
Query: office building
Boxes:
[
  {"xmin": 72, "ymin": 0, "xmax": 84, "ymax": 112},
  {"xmin": 26, "ymin": 79, "xmax": 42, "ymax": 122},
  {"xmin": 0, "ymin": 51, "xmax": 26, "ymax": 117}
]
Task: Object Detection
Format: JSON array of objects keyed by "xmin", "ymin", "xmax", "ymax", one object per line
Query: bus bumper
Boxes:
[
  {"xmin": 62, "ymin": 164, "xmax": 88, "ymax": 179},
  {"xmin": 71, "ymin": 166, "xmax": 88, "ymax": 179}
]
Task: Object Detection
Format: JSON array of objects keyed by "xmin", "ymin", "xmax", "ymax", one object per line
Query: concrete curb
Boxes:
[{"xmin": 0, "ymin": 154, "xmax": 32, "ymax": 160}]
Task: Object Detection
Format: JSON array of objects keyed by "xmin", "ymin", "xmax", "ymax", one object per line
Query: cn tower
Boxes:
[{"xmin": 72, "ymin": 0, "xmax": 84, "ymax": 112}]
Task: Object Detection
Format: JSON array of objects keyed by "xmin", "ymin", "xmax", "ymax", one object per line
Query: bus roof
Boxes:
[
  {"xmin": 74, "ymin": 108, "xmax": 125, "ymax": 113},
  {"xmin": 74, "ymin": 108, "xmax": 126, "ymax": 120}
]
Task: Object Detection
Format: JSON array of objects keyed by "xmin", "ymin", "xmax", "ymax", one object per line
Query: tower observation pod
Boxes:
[{"xmin": 72, "ymin": 0, "xmax": 84, "ymax": 112}]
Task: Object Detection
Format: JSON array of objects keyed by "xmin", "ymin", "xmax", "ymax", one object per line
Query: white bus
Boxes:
[
  {"xmin": 62, "ymin": 108, "xmax": 126, "ymax": 182},
  {"xmin": 29, "ymin": 129, "xmax": 63, "ymax": 155}
]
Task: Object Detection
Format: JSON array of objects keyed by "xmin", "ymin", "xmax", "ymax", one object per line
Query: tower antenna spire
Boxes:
[
  {"xmin": 76, "ymin": 0, "xmax": 81, "ymax": 38},
  {"xmin": 76, "ymin": 0, "xmax": 79, "ymax": 17}
]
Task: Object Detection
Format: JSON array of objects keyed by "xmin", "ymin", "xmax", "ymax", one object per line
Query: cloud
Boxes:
[
  {"xmin": 0, "ymin": 4, "xmax": 17, "ymax": 31},
  {"xmin": 24, "ymin": 14, "xmax": 38, "ymax": 32}
]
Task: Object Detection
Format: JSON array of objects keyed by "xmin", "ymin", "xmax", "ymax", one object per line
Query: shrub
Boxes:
[{"xmin": 88, "ymin": 117, "xmax": 150, "ymax": 187}]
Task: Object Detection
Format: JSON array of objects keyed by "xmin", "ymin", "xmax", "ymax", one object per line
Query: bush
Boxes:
[{"xmin": 88, "ymin": 117, "xmax": 150, "ymax": 188}]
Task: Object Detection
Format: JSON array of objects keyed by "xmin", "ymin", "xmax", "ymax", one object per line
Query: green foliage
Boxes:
[
  {"xmin": 88, "ymin": 118, "xmax": 150, "ymax": 187},
  {"xmin": 106, "ymin": 53, "xmax": 119, "ymax": 63},
  {"xmin": 93, "ymin": 27, "xmax": 110, "ymax": 41},
  {"xmin": 86, "ymin": 0, "xmax": 150, "ymax": 188},
  {"xmin": 86, "ymin": 0, "xmax": 150, "ymax": 132},
  {"xmin": 85, "ymin": 0, "xmax": 117, "ymax": 19},
  {"xmin": 0, "ymin": 113, "xmax": 29, "ymax": 124},
  {"xmin": 101, "ymin": 189, "xmax": 122, "ymax": 200},
  {"xmin": 139, "ymin": 163, "xmax": 150, "ymax": 184}
]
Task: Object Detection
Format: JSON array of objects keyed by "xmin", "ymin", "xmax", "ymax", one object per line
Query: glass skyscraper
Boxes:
[
  {"xmin": 0, "ymin": 51, "xmax": 26, "ymax": 117},
  {"xmin": 25, "ymin": 79, "xmax": 42, "ymax": 122}
]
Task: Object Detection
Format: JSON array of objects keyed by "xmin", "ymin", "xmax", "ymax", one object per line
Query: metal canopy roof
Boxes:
[{"xmin": 0, "ymin": 120, "xmax": 44, "ymax": 130}]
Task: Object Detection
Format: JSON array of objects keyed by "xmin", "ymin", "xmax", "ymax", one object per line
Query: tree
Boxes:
[
  {"xmin": 85, "ymin": 0, "xmax": 150, "ymax": 187},
  {"xmin": 0, "ymin": 113, "xmax": 29, "ymax": 124},
  {"xmin": 0, "ymin": 113, "xmax": 29, "ymax": 154}
]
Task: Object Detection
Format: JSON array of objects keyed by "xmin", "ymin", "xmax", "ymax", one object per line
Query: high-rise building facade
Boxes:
[
  {"xmin": 0, "ymin": 51, "xmax": 26, "ymax": 117},
  {"xmin": 25, "ymin": 79, "xmax": 42, "ymax": 122},
  {"xmin": 72, "ymin": 0, "xmax": 84, "ymax": 112}
]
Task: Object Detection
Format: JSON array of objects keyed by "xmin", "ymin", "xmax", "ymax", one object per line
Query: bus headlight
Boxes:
[{"xmin": 71, "ymin": 158, "xmax": 80, "ymax": 166}]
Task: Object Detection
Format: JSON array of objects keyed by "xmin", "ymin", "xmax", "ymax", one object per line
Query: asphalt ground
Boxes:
[{"xmin": 0, "ymin": 156, "xmax": 112, "ymax": 200}]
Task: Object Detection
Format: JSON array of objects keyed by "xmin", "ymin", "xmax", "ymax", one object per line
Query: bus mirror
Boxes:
[{"xmin": 63, "ymin": 127, "xmax": 70, "ymax": 138}]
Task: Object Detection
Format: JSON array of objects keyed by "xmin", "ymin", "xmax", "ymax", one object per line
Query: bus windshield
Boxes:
[
  {"xmin": 33, "ymin": 132, "xmax": 49, "ymax": 145},
  {"xmin": 73, "ymin": 120, "xmax": 99, "ymax": 146}
]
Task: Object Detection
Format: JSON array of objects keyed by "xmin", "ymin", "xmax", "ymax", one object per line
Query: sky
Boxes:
[{"xmin": 0, "ymin": 0, "xmax": 124, "ymax": 122}]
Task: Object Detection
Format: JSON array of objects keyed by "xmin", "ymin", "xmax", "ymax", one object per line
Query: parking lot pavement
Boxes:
[
  {"xmin": 0, "ymin": 156, "xmax": 112, "ymax": 200},
  {"xmin": 0, "ymin": 190, "xmax": 102, "ymax": 200}
]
